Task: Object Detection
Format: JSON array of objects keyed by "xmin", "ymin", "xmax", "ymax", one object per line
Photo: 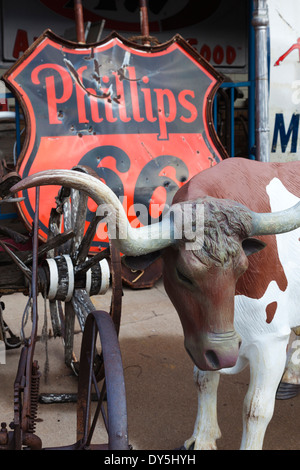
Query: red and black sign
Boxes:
[{"xmin": 3, "ymin": 30, "xmax": 226, "ymax": 250}]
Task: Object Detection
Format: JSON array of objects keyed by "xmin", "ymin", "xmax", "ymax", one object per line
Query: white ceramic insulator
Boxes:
[
  {"xmin": 98, "ymin": 258, "xmax": 110, "ymax": 295},
  {"xmin": 85, "ymin": 266, "xmax": 92, "ymax": 295},
  {"xmin": 63, "ymin": 254, "xmax": 74, "ymax": 302},
  {"xmin": 46, "ymin": 258, "xmax": 59, "ymax": 300}
]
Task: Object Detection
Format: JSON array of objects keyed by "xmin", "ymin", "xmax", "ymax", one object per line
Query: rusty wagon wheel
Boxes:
[
  {"xmin": 76, "ymin": 310, "xmax": 129, "ymax": 450},
  {"xmin": 0, "ymin": 186, "xmax": 127, "ymax": 450},
  {"xmin": 40, "ymin": 165, "xmax": 122, "ymax": 376}
]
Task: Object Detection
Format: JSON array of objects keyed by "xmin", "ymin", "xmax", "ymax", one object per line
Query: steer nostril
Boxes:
[{"xmin": 205, "ymin": 350, "xmax": 220, "ymax": 369}]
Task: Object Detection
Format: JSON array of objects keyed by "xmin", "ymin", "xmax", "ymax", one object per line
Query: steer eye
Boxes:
[{"xmin": 176, "ymin": 268, "xmax": 193, "ymax": 286}]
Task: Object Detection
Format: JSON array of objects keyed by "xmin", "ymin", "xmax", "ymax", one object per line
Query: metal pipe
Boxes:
[
  {"xmin": 248, "ymin": 0, "xmax": 256, "ymax": 159},
  {"xmin": 230, "ymin": 87, "xmax": 235, "ymax": 157},
  {"xmin": 252, "ymin": 0, "xmax": 270, "ymax": 162}
]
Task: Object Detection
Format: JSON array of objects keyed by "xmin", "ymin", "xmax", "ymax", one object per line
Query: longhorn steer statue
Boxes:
[{"xmin": 12, "ymin": 157, "xmax": 300, "ymax": 450}]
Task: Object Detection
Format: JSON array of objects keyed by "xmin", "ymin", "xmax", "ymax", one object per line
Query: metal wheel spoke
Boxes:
[
  {"xmin": 72, "ymin": 288, "xmax": 96, "ymax": 329},
  {"xmin": 76, "ymin": 212, "xmax": 103, "ymax": 264},
  {"xmin": 61, "ymin": 195, "xmax": 72, "ymax": 253},
  {"xmin": 86, "ymin": 378, "xmax": 107, "ymax": 446},
  {"xmin": 48, "ymin": 207, "xmax": 61, "ymax": 257},
  {"xmin": 64, "ymin": 301, "xmax": 76, "ymax": 368},
  {"xmin": 49, "ymin": 300, "xmax": 61, "ymax": 338},
  {"xmin": 70, "ymin": 188, "xmax": 88, "ymax": 256}
]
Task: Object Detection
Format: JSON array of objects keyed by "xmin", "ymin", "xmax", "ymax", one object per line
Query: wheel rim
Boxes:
[{"xmin": 76, "ymin": 310, "xmax": 129, "ymax": 450}]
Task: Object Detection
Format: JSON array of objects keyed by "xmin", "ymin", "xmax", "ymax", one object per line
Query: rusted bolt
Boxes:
[{"xmin": 0, "ymin": 423, "xmax": 8, "ymax": 445}]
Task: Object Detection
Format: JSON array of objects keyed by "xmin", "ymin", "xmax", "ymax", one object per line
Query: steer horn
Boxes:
[
  {"xmin": 249, "ymin": 200, "xmax": 300, "ymax": 236},
  {"xmin": 10, "ymin": 169, "xmax": 174, "ymax": 256},
  {"xmin": 11, "ymin": 170, "xmax": 300, "ymax": 256}
]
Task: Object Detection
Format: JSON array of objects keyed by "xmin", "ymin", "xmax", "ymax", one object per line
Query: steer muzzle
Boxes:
[{"xmin": 184, "ymin": 330, "xmax": 241, "ymax": 371}]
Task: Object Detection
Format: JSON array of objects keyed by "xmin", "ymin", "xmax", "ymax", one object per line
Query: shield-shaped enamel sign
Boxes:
[{"xmin": 3, "ymin": 30, "xmax": 227, "ymax": 250}]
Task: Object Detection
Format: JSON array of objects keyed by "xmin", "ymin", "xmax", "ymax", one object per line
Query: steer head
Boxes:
[
  {"xmin": 11, "ymin": 169, "xmax": 300, "ymax": 372},
  {"xmin": 162, "ymin": 197, "xmax": 265, "ymax": 371}
]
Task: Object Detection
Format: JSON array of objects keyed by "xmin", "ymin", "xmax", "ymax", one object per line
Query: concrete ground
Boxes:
[{"xmin": 0, "ymin": 280, "xmax": 299, "ymax": 451}]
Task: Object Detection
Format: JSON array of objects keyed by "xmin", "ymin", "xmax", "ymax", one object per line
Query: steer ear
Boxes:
[
  {"xmin": 122, "ymin": 251, "xmax": 162, "ymax": 271},
  {"xmin": 242, "ymin": 237, "xmax": 267, "ymax": 257}
]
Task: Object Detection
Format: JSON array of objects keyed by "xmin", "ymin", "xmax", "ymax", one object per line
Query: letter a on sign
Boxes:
[{"xmin": 3, "ymin": 30, "xmax": 227, "ymax": 250}]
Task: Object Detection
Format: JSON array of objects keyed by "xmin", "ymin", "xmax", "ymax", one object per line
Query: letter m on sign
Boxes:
[
  {"xmin": 272, "ymin": 113, "xmax": 300, "ymax": 153},
  {"xmin": 3, "ymin": 29, "xmax": 227, "ymax": 250}
]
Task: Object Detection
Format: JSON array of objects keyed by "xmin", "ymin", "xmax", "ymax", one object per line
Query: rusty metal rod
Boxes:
[
  {"xmin": 21, "ymin": 187, "xmax": 40, "ymax": 437},
  {"xmin": 139, "ymin": 0, "xmax": 150, "ymax": 45},
  {"xmin": 74, "ymin": 0, "xmax": 86, "ymax": 43},
  {"xmin": 30, "ymin": 186, "xmax": 40, "ymax": 346},
  {"xmin": 140, "ymin": 0, "xmax": 150, "ymax": 37},
  {"xmin": 0, "ymin": 239, "xmax": 32, "ymax": 281}
]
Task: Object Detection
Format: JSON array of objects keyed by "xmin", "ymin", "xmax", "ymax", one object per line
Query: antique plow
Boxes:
[{"xmin": 0, "ymin": 176, "xmax": 129, "ymax": 450}]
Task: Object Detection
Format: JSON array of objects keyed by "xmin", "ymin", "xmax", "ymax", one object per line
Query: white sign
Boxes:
[{"xmin": 269, "ymin": 0, "xmax": 300, "ymax": 161}]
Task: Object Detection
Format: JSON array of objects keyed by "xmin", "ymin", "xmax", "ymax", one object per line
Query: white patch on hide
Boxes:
[{"xmin": 222, "ymin": 177, "xmax": 300, "ymax": 375}]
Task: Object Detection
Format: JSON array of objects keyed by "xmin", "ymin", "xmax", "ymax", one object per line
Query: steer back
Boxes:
[{"xmin": 163, "ymin": 157, "xmax": 300, "ymax": 370}]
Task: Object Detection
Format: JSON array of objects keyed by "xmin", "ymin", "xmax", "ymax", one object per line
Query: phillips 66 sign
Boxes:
[{"xmin": 3, "ymin": 30, "xmax": 226, "ymax": 250}]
